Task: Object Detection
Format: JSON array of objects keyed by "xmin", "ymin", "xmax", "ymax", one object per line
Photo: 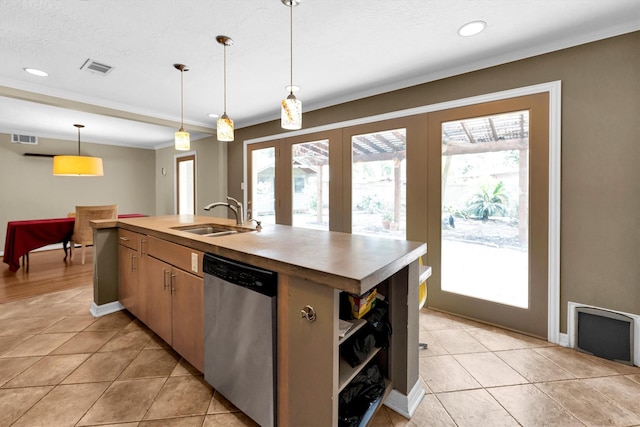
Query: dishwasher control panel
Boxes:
[{"xmin": 203, "ymin": 253, "xmax": 277, "ymax": 297}]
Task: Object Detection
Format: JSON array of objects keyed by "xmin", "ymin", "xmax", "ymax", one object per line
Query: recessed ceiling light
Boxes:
[
  {"xmin": 458, "ymin": 21, "xmax": 486, "ymax": 37},
  {"xmin": 23, "ymin": 67, "xmax": 48, "ymax": 77},
  {"xmin": 285, "ymin": 85, "xmax": 300, "ymax": 92},
  {"xmin": 207, "ymin": 113, "xmax": 219, "ymax": 118}
]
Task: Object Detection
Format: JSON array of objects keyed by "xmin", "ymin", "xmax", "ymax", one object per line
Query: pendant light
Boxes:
[
  {"xmin": 216, "ymin": 35, "xmax": 234, "ymax": 142},
  {"xmin": 53, "ymin": 124, "xmax": 104, "ymax": 176},
  {"xmin": 281, "ymin": 0, "xmax": 302, "ymax": 130},
  {"xmin": 174, "ymin": 63, "xmax": 190, "ymax": 150}
]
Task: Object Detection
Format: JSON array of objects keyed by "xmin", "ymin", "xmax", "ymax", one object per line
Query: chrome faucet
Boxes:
[
  {"xmin": 225, "ymin": 197, "xmax": 244, "ymax": 225},
  {"xmin": 203, "ymin": 196, "xmax": 244, "ymax": 225}
]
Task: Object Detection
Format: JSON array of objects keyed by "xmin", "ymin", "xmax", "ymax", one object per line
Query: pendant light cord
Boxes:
[
  {"xmin": 289, "ymin": 3, "xmax": 293, "ymax": 95},
  {"xmin": 180, "ymin": 69, "xmax": 185, "ymax": 131},
  {"xmin": 223, "ymin": 43, "xmax": 227, "ymax": 113},
  {"xmin": 77, "ymin": 127, "xmax": 81, "ymax": 156}
]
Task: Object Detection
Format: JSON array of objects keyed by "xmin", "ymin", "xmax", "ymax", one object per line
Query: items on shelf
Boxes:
[
  {"xmin": 348, "ymin": 287, "xmax": 377, "ymax": 319},
  {"xmin": 338, "ymin": 363, "xmax": 386, "ymax": 427}
]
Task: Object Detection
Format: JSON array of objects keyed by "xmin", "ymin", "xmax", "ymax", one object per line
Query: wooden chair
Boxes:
[{"xmin": 70, "ymin": 205, "xmax": 118, "ymax": 264}]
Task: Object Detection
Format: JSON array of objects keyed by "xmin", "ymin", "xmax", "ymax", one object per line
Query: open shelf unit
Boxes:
[{"xmin": 337, "ymin": 284, "xmax": 390, "ymax": 426}]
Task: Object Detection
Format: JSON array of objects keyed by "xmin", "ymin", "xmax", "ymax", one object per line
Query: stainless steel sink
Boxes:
[
  {"xmin": 202, "ymin": 230, "xmax": 238, "ymax": 237},
  {"xmin": 172, "ymin": 224, "xmax": 249, "ymax": 237}
]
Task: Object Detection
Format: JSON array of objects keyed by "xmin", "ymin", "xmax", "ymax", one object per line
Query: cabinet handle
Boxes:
[
  {"xmin": 170, "ymin": 274, "xmax": 176, "ymax": 294},
  {"xmin": 163, "ymin": 269, "xmax": 169, "ymax": 290},
  {"xmin": 301, "ymin": 305, "xmax": 317, "ymax": 322},
  {"xmin": 131, "ymin": 254, "xmax": 136, "ymax": 271},
  {"xmin": 140, "ymin": 239, "xmax": 147, "ymax": 257},
  {"xmin": 119, "ymin": 237, "xmax": 130, "ymax": 242}
]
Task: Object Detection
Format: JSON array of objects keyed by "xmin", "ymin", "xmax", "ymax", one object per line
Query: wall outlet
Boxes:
[{"xmin": 191, "ymin": 253, "xmax": 198, "ymax": 273}]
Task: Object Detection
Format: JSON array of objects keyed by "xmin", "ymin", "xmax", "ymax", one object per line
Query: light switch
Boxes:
[{"xmin": 191, "ymin": 253, "xmax": 198, "ymax": 273}]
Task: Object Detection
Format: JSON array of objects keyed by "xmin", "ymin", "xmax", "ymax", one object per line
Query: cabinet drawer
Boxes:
[
  {"xmin": 118, "ymin": 229, "xmax": 141, "ymax": 251},
  {"xmin": 147, "ymin": 235, "xmax": 204, "ymax": 278}
]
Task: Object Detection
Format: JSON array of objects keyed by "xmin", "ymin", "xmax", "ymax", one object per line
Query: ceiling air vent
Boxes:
[
  {"xmin": 12, "ymin": 134, "xmax": 38, "ymax": 145},
  {"xmin": 80, "ymin": 58, "xmax": 114, "ymax": 75}
]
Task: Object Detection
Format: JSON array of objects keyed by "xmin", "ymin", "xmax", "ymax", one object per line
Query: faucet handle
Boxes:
[{"xmin": 226, "ymin": 196, "xmax": 241, "ymax": 207}]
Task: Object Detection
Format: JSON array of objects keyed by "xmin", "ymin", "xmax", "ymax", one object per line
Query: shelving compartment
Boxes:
[{"xmin": 337, "ymin": 280, "xmax": 392, "ymax": 426}]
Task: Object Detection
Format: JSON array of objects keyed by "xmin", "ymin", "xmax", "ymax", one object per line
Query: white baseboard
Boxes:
[
  {"xmin": 558, "ymin": 333, "xmax": 569, "ymax": 347},
  {"xmin": 384, "ymin": 380, "xmax": 425, "ymax": 419},
  {"xmin": 90, "ymin": 301, "xmax": 124, "ymax": 318}
]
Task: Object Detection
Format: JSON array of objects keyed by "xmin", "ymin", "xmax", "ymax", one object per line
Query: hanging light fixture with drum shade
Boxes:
[
  {"xmin": 53, "ymin": 124, "xmax": 104, "ymax": 176},
  {"xmin": 216, "ymin": 35, "xmax": 234, "ymax": 142},
  {"xmin": 174, "ymin": 63, "xmax": 190, "ymax": 151},
  {"xmin": 281, "ymin": 0, "xmax": 302, "ymax": 130}
]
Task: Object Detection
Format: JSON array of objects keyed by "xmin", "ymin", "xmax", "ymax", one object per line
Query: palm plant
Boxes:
[{"xmin": 466, "ymin": 181, "xmax": 509, "ymax": 221}]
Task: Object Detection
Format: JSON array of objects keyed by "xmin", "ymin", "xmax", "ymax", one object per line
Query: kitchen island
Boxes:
[{"xmin": 92, "ymin": 215, "xmax": 427, "ymax": 426}]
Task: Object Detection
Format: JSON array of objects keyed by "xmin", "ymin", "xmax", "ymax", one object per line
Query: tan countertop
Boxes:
[{"xmin": 101, "ymin": 215, "xmax": 426, "ymax": 295}]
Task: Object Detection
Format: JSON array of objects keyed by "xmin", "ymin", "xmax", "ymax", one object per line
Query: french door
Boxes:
[
  {"xmin": 176, "ymin": 154, "xmax": 195, "ymax": 215},
  {"xmin": 246, "ymin": 130, "xmax": 340, "ymax": 228},
  {"xmin": 426, "ymin": 94, "xmax": 550, "ymax": 337}
]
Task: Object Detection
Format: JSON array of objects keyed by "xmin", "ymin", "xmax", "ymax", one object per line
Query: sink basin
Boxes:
[
  {"xmin": 172, "ymin": 224, "xmax": 251, "ymax": 237},
  {"xmin": 202, "ymin": 230, "xmax": 238, "ymax": 237},
  {"xmin": 177, "ymin": 226, "xmax": 229, "ymax": 235}
]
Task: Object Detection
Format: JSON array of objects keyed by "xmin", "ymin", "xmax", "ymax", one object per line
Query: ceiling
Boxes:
[{"xmin": 1, "ymin": 0, "xmax": 639, "ymax": 150}]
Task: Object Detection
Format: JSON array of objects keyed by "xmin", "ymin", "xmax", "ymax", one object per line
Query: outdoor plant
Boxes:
[{"xmin": 466, "ymin": 181, "xmax": 509, "ymax": 221}]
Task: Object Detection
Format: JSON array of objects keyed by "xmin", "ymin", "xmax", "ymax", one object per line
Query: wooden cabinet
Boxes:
[
  {"xmin": 171, "ymin": 267, "xmax": 204, "ymax": 372},
  {"xmin": 117, "ymin": 229, "xmax": 147, "ymax": 320},
  {"xmin": 143, "ymin": 255, "xmax": 173, "ymax": 344},
  {"xmin": 144, "ymin": 235, "xmax": 204, "ymax": 372},
  {"xmin": 118, "ymin": 231, "xmax": 204, "ymax": 372}
]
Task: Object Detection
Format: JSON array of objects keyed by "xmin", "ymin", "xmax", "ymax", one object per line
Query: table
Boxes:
[{"xmin": 3, "ymin": 214, "xmax": 145, "ymax": 272}]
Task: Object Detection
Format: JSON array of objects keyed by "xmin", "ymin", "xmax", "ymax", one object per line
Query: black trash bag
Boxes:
[
  {"xmin": 341, "ymin": 331, "xmax": 376, "ymax": 368},
  {"xmin": 366, "ymin": 299, "xmax": 392, "ymax": 349},
  {"xmin": 338, "ymin": 364, "xmax": 386, "ymax": 427}
]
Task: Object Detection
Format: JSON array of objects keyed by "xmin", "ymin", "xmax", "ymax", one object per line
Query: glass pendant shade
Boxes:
[
  {"xmin": 281, "ymin": 93, "xmax": 302, "ymax": 130},
  {"xmin": 53, "ymin": 155, "xmax": 104, "ymax": 176},
  {"xmin": 175, "ymin": 129, "xmax": 190, "ymax": 151},
  {"xmin": 217, "ymin": 113, "xmax": 234, "ymax": 142}
]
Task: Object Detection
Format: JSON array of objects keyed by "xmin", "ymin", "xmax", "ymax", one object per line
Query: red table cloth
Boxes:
[{"xmin": 3, "ymin": 214, "xmax": 145, "ymax": 272}]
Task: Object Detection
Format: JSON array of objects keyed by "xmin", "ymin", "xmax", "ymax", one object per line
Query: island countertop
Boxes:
[{"xmin": 109, "ymin": 215, "xmax": 426, "ymax": 295}]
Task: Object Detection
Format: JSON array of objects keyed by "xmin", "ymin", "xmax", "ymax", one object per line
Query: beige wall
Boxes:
[
  {"xmin": 154, "ymin": 135, "xmax": 228, "ymax": 216},
  {"xmin": 0, "ymin": 133, "xmax": 156, "ymax": 247},
  {"xmin": 0, "ymin": 130, "xmax": 228, "ymax": 252},
  {"xmin": 228, "ymin": 32, "xmax": 640, "ymax": 333}
]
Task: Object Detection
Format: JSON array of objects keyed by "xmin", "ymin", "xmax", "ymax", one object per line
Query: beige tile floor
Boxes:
[{"xmin": 1, "ymin": 285, "xmax": 639, "ymax": 426}]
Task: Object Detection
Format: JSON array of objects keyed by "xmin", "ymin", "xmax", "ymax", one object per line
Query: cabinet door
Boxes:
[
  {"xmin": 171, "ymin": 267, "xmax": 204, "ymax": 372},
  {"xmin": 118, "ymin": 245, "xmax": 138, "ymax": 316},
  {"xmin": 144, "ymin": 256, "xmax": 173, "ymax": 345}
]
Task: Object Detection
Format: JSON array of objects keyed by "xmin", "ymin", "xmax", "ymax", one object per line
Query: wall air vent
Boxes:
[
  {"xmin": 12, "ymin": 134, "xmax": 38, "ymax": 145},
  {"xmin": 80, "ymin": 58, "xmax": 114, "ymax": 75}
]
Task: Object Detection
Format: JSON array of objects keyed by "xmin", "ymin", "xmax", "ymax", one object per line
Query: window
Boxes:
[{"xmin": 351, "ymin": 128, "xmax": 406, "ymax": 239}]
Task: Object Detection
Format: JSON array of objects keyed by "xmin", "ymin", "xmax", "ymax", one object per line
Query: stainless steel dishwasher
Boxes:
[{"xmin": 203, "ymin": 253, "xmax": 277, "ymax": 427}]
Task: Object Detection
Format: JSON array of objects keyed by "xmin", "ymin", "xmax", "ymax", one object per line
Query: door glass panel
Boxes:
[
  {"xmin": 251, "ymin": 147, "xmax": 276, "ymax": 224},
  {"xmin": 177, "ymin": 156, "xmax": 195, "ymax": 215},
  {"xmin": 441, "ymin": 111, "xmax": 529, "ymax": 308},
  {"xmin": 291, "ymin": 140, "xmax": 329, "ymax": 230},
  {"xmin": 351, "ymin": 128, "xmax": 406, "ymax": 239}
]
